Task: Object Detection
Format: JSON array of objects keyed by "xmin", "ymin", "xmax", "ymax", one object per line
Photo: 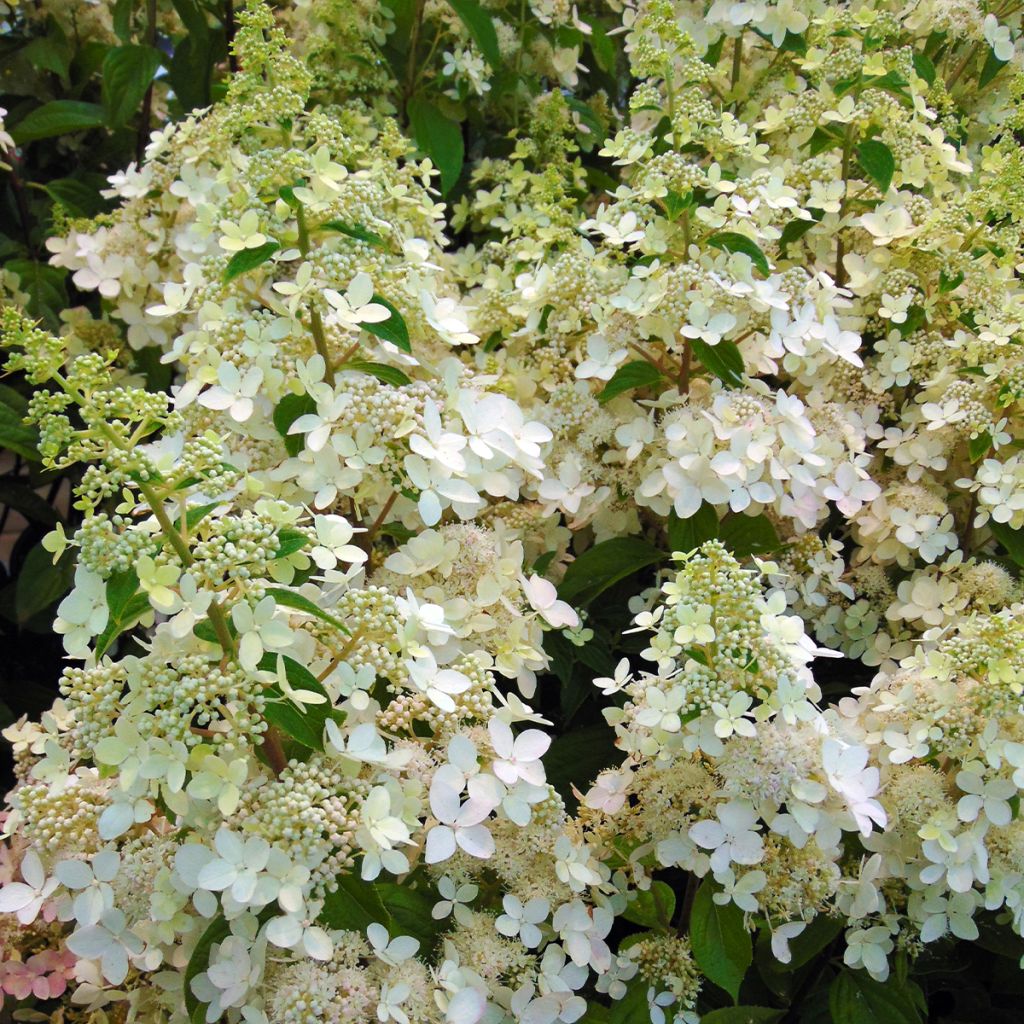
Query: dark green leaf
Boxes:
[
  {"xmin": 939, "ymin": 269, "xmax": 964, "ymax": 293},
  {"xmin": 589, "ymin": 21, "xmax": 616, "ymax": 74},
  {"xmin": 16, "ymin": 546, "xmax": 74, "ymax": 623},
  {"xmin": 223, "ymin": 242, "xmax": 280, "ymax": 283},
  {"xmin": 319, "ymin": 220, "xmax": 387, "ymax": 248},
  {"xmin": 668, "ymin": 503, "xmax": 719, "ymax": 553},
  {"xmin": 6, "ymin": 260, "xmax": 67, "ymax": 330},
  {"xmin": 701, "ymin": 1009, "xmax": 783, "ymax": 1024},
  {"xmin": 707, "ymin": 232, "xmax": 770, "ymax": 275},
  {"xmin": 320, "ymin": 873, "xmax": 391, "ymax": 931},
  {"xmin": 273, "ymin": 393, "xmax": 316, "ymax": 457},
  {"xmin": 0, "ymin": 391, "xmax": 41, "ymax": 461},
  {"xmin": 112, "ymin": 0, "xmax": 134, "ymax": 42},
  {"xmin": 95, "ymin": 569, "xmax": 150, "ymax": 658},
  {"xmin": 623, "ymin": 881, "xmax": 676, "ymax": 930},
  {"xmin": 102, "ymin": 45, "xmax": 162, "ymax": 127},
  {"xmin": 829, "ymin": 969, "xmax": 923, "ymax": 1024},
  {"xmin": 362, "ymin": 295, "xmax": 411, "ymax": 353},
  {"xmin": 265, "ymin": 587, "xmax": 350, "ymax": 634},
  {"xmin": 690, "ymin": 879, "xmax": 752, "ymax": 1002},
  {"xmin": 22, "ymin": 37, "xmax": 72, "ymax": 82},
  {"xmin": 447, "ymin": 0, "xmax": 502, "ymax": 68},
  {"xmin": 778, "ymin": 218, "xmax": 816, "ymax": 254},
  {"xmin": 691, "ymin": 337, "xmax": 745, "ymax": 388},
  {"xmin": 0, "ymin": 479, "xmax": 59, "ymax": 525},
  {"xmin": 544, "ymin": 725, "xmax": 619, "ymax": 808},
  {"xmin": 598, "ymin": 360, "xmax": 665, "ymax": 403},
  {"xmin": 275, "ymin": 528, "xmax": 310, "ymax": 559},
  {"xmin": 662, "ymin": 189, "xmax": 695, "ymax": 221},
  {"xmin": 407, "ymin": 96, "xmax": 464, "ymax": 195},
  {"xmin": 105, "ymin": 568, "xmax": 140, "ymax": 622},
  {"xmin": 559, "ymin": 537, "xmax": 665, "ymax": 606},
  {"xmin": 969, "ymin": 431, "xmax": 992, "ymax": 462},
  {"xmin": 257, "ymin": 653, "xmax": 341, "ymax": 751},
  {"xmin": 375, "ymin": 880, "xmax": 442, "ymax": 948},
  {"xmin": 184, "ymin": 914, "xmax": 231, "ymax": 1024},
  {"xmin": 340, "ymin": 360, "xmax": 412, "ymax": 387},
  {"xmin": 718, "ymin": 513, "xmax": 781, "ymax": 557},
  {"xmin": 168, "ymin": 31, "xmax": 213, "ymax": 112},
  {"xmin": 11, "ymin": 101, "xmax": 106, "ymax": 143},
  {"xmin": 912, "ymin": 51, "xmax": 936, "ymax": 85},
  {"xmin": 990, "ymin": 520, "xmax": 1024, "ymax": 568},
  {"xmin": 980, "ymin": 47, "xmax": 1007, "ymax": 89},
  {"xmin": 855, "ymin": 139, "xmax": 895, "ymax": 194}
]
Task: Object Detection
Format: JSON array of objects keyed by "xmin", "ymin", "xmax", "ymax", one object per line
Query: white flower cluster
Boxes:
[{"xmin": 3, "ymin": 0, "xmax": 1024, "ymax": 1020}]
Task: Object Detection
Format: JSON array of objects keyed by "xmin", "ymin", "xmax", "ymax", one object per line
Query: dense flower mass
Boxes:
[{"xmin": 3, "ymin": 0, "xmax": 1024, "ymax": 1020}]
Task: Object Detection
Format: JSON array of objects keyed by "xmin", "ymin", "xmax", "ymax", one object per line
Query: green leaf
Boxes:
[
  {"xmin": 184, "ymin": 914, "xmax": 231, "ymax": 1024},
  {"xmin": 778, "ymin": 217, "xmax": 816, "ymax": 254},
  {"xmin": 939, "ymin": 269, "xmax": 964, "ymax": 293},
  {"xmin": 273, "ymin": 393, "xmax": 316, "ymax": 457},
  {"xmin": 22, "ymin": 36, "xmax": 72, "ymax": 82},
  {"xmin": 374, "ymin": 880, "xmax": 442, "ymax": 948},
  {"xmin": 589, "ymin": 21, "xmax": 616, "ymax": 74},
  {"xmin": 319, "ymin": 220, "xmax": 386, "ymax": 248},
  {"xmin": 707, "ymin": 232, "xmax": 770, "ymax": 275},
  {"xmin": 718, "ymin": 513, "xmax": 781, "ymax": 558},
  {"xmin": 45, "ymin": 177, "xmax": 111, "ymax": 217},
  {"xmin": 0, "ymin": 479, "xmax": 59, "ymax": 525},
  {"xmin": 274, "ymin": 528, "xmax": 310, "ymax": 558},
  {"xmin": 258, "ymin": 654, "xmax": 339, "ymax": 751},
  {"xmin": 689, "ymin": 879, "xmax": 752, "ymax": 1003},
  {"xmin": 320, "ymin": 873, "xmax": 391, "ymax": 931},
  {"xmin": 447, "ymin": 0, "xmax": 502, "ymax": 68},
  {"xmin": 980, "ymin": 47, "xmax": 1008, "ymax": 89},
  {"xmin": 912, "ymin": 51, "xmax": 936, "ymax": 85},
  {"xmin": 168, "ymin": 31, "xmax": 213, "ymax": 112},
  {"xmin": 662, "ymin": 189, "xmax": 695, "ymax": 221},
  {"xmin": 668, "ymin": 503, "xmax": 719, "ymax": 553},
  {"xmin": 265, "ymin": 587, "xmax": 350, "ymax": 634},
  {"xmin": 223, "ymin": 242, "xmax": 280, "ymax": 283},
  {"xmin": 0, "ymin": 391, "xmax": 41, "ymax": 461},
  {"xmin": 829, "ymin": 969, "xmax": 923, "ymax": 1024},
  {"xmin": 11, "ymin": 101, "xmax": 106, "ymax": 143},
  {"xmin": 990, "ymin": 520, "xmax": 1024, "ymax": 568},
  {"xmin": 102, "ymin": 45, "xmax": 162, "ymax": 127},
  {"xmin": 598, "ymin": 360, "xmax": 665, "ymax": 403},
  {"xmin": 340, "ymin": 360, "xmax": 412, "ymax": 387},
  {"xmin": 95, "ymin": 569, "xmax": 150, "ymax": 658},
  {"xmin": 623, "ymin": 881, "xmax": 676, "ymax": 930},
  {"xmin": 969, "ymin": 431, "xmax": 992, "ymax": 462},
  {"xmin": 855, "ymin": 139, "xmax": 895, "ymax": 194},
  {"xmin": 16, "ymin": 546, "xmax": 74, "ymax": 624},
  {"xmin": 691, "ymin": 337, "xmax": 745, "ymax": 388},
  {"xmin": 112, "ymin": 0, "xmax": 133, "ymax": 42},
  {"xmin": 362, "ymin": 295, "xmax": 411, "ymax": 353},
  {"xmin": 608, "ymin": 982, "xmax": 652, "ymax": 1024},
  {"xmin": 544, "ymin": 725, "xmax": 619, "ymax": 808},
  {"xmin": 559, "ymin": 537, "xmax": 665, "ymax": 606},
  {"xmin": 407, "ymin": 96, "xmax": 464, "ymax": 195},
  {"xmin": 701, "ymin": 1009, "xmax": 783, "ymax": 1024},
  {"xmin": 6, "ymin": 260, "xmax": 67, "ymax": 330}
]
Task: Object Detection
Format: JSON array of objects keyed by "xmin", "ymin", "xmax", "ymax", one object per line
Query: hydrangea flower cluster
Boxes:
[{"xmin": 3, "ymin": 0, "xmax": 1024, "ymax": 1020}]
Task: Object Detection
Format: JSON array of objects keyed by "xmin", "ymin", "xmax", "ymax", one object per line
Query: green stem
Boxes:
[
  {"xmin": 731, "ymin": 32, "xmax": 743, "ymax": 94},
  {"xmin": 295, "ymin": 203, "xmax": 334, "ymax": 385},
  {"xmin": 403, "ymin": 0, "xmax": 426, "ymax": 116},
  {"xmin": 834, "ymin": 123, "xmax": 854, "ymax": 288}
]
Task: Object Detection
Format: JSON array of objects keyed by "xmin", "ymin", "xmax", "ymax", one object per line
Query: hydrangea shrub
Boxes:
[{"xmin": 2, "ymin": 0, "xmax": 1024, "ymax": 1021}]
